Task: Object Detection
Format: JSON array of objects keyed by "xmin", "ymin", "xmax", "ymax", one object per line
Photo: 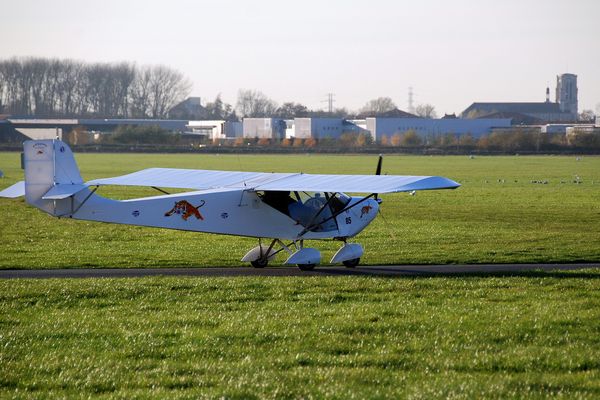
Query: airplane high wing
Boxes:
[
  {"xmin": 1, "ymin": 139, "xmax": 460, "ymax": 270},
  {"xmin": 86, "ymin": 168, "xmax": 459, "ymax": 193}
]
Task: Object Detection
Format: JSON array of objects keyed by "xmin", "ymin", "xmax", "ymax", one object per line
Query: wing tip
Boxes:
[{"xmin": 0, "ymin": 181, "xmax": 25, "ymax": 198}]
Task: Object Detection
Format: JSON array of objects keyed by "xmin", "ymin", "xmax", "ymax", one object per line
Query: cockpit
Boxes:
[{"xmin": 258, "ymin": 190, "xmax": 351, "ymax": 232}]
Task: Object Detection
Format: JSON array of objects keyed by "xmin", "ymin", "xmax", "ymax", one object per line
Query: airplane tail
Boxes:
[{"xmin": 22, "ymin": 139, "xmax": 86, "ymax": 216}]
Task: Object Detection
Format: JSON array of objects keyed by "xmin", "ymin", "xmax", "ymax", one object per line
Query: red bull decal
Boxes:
[{"xmin": 164, "ymin": 200, "xmax": 205, "ymax": 221}]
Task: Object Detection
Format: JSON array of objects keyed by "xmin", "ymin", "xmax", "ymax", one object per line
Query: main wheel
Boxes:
[
  {"xmin": 342, "ymin": 258, "xmax": 360, "ymax": 268},
  {"xmin": 251, "ymin": 258, "xmax": 268, "ymax": 268},
  {"xmin": 297, "ymin": 264, "xmax": 316, "ymax": 271}
]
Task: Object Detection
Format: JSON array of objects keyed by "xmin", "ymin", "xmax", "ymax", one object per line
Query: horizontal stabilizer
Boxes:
[
  {"xmin": 42, "ymin": 184, "xmax": 88, "ymax": 200},
  {"xmin": 0, "ymin": 181, "xmax": 25, "ymax": 198}
]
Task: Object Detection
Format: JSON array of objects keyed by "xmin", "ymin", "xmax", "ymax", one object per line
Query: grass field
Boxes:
[
  {"xmin": 1, "ymin": 272, "xmax": 600, "ymax": 399},
  {"xmin": 1, "ymin": 152, "xmax": 600, "ymax": 398},
  {"xmin": 1, "ymin": 152, "xmax": 599, "ymax": 268}
]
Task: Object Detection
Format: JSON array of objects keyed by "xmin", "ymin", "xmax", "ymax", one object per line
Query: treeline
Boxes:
[{"xmin": 0, "ymin": 57, "xmax": 190, "ymax": 118}]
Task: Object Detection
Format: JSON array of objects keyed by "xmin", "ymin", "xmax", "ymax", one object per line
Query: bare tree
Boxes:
[
  {"xmin": 146, "ymin": 65, "xmax": 192, "ymax": 118},
  {"xmin": 236, "ymin": 89, "xmax": 277, "ymax": 117},
  {"xmin": 0, "ymin": 63, "xmax": 5, "ymax": 113},
  {"xmin": 0, "ymin": 57, "xmax": 190, "ymax": 118},
  {"xmin": 415, "ymin": 103, "xmax": 437, "ymax": 118},
  {"xmin": 57, "ymin": 60, "xmax": 85, "ymax": 116},
  {"xmin": 275, "ymin": 102, "xmax": 308, "ymax": 119},
  {"xmin": 360, "ymin": 97, "xmax": 397, "ymax": 115},
  {"xmin": 129, "ymin": 66, "xmax": 152, "ymax": 117},
  {"xmin": 578, "ymin": 109, "xmax": 595, "ymax": 122}
]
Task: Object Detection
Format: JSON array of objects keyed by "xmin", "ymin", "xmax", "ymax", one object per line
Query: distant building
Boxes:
[
  {"xmin": 491, "ymin": 126, "xmax": 542, "ymax": 135},
  {"xmin": 565, "ymin": 125, "xmax": 600, "ymax": 145},
  {"xmin": 294, "ymin": 118, "xmax": 344, "ymax": 139},
  {"xmin": 169, "ymin": 97, "xmax": 207, "ymax": 119},
  {"xmin": 343, "ymin": 119, "xmax": 370, "ymax": 136},
  {"xmin": 462, "ymin": 102, "xmax": 573, "ymax": 123},
  {"xmin": 462, "ymin": 73, "xmax": 578, "ymax": 122},
  {"xmin": 365, "ymin": 117, "xmax": 512, "ymax": 141},
  {"xmin": 475, "ymin": 112, "xmax": 543, "ymax": 125},
  {"xmin": 355, "ymin": 108, "xmax": 418, "ymax": 119},
  {"xmin": 79, "ymin": 119, "xmax": 188, "ymax": 133},
  {"xmin": 541, "ymin": 124, "xmax": 571, "ymax": 134},
  {"xmin": 284, "ymin": 120, "xmax": 295, "ymax": 139},
  {"xmin": 3, "ymin": 117, "xmax": 189, "ymax": 143},
  {"xmin": 243, "ymin": 118, "xmax": 285, "ymax": 139},
  {"xmin": 187, "ymin": 120, "xmax": 242, "ymax": 140},
  {"xmin": 556, "ymin": 74, "xmax": 578, "ymax": 115}
]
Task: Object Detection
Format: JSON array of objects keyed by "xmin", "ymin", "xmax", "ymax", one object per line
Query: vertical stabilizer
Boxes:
[{"xmin": 23, "ymin": 140, "xmax": 83, "ymax": 215}]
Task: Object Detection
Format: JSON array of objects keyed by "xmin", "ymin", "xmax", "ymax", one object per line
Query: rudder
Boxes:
[{"xmin": 23, "ymin": 140, "xmax": 84, "ymax": 216}]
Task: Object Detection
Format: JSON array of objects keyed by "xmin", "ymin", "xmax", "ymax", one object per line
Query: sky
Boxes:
[{"xmin": 2, "ymin": 0, "xmax": 599, "ymax": 115}]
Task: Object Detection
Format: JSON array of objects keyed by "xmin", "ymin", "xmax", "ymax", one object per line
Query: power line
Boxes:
[
  {"xmin": 408, "ymin": 86, "xmax": 415, "ymax": 114},
  {"xmin": 321, "ymin": 93, "xmax": 335, "ymax": 113}
]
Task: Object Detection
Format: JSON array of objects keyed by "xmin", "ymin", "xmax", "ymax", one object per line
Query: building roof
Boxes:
[
  {"xmin": 462, "ymin": 102, "xmax": 562, "ymax": 117},
  {"xmin": 476, "ymin": 112, "xmax": 544, "ymax": 125},
  {"xmin": 356, "ymin": 108, "xmax": 418, "ymax": 119}
]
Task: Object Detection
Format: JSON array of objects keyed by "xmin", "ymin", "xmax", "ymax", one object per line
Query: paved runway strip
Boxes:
[{"xmin": 0, "ymin": 264, "xmax": 598, "ymax": 279}]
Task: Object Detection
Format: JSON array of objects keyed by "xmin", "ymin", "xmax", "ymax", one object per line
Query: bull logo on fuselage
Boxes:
[
  {"xmin": 360, "ymin": 205, "xmax": 372, "ymax": 218},
  {"xmin": 164, "ymin": 200, "xmax": 206, "ymax": 221}
]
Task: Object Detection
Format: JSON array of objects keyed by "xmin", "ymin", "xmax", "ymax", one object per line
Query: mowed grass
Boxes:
[
  {"xmin": 1, "ymin": 152, "xmax": 599, "ymax": 268},
  {"xmin": 1, "ymin": 152, "xmax": 600, "ymax": 398},
  {"xmin": 1, "ymin": 272, "xmax": 600, "ymax": 398}
]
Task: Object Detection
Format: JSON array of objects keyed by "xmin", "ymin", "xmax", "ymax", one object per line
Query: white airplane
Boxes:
[{"xmin": 0, "ymin": 139, "xmax": 459, "ymax": 270}]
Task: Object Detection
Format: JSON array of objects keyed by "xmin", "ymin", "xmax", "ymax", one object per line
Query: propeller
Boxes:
[
  {"xmin": 374, "ymin": 154, "xmax": 383, "ymax": 203},
  {"xmin": 373, "ymin": 154, "xmax": 396, "ymax": 240}
]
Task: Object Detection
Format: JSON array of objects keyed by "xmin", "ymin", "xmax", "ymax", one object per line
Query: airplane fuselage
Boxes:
[{"xmin": 65, "ymin": 188, "xmax": 379, "ymax": 241}]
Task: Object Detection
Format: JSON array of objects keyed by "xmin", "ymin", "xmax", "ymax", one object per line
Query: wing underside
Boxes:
[{"xmin": 86, "ymin": 168, "xmax": 460, "ymax": 194}]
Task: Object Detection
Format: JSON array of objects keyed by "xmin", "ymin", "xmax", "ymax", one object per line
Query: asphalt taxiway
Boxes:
[{"xmin": 0, "ymin": 263, "xmax": 598, "ymax": 279}]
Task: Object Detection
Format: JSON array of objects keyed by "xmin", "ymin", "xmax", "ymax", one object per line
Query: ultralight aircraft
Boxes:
[{"xmin": 0, "ymin": 140, "xmax": 460, "ymax": 270}]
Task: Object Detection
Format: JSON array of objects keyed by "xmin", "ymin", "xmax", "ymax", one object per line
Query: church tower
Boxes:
[{"xmin": 555, "ymin": 73, "xmax": 578, "ymax": 117}]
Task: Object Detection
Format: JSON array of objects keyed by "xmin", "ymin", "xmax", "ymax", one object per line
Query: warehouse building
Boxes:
[
  {"xmin": 462, "ymin": 73, "xmax": 578, "ymax": 122},
  {"xmin": 242, "ymin": 118, "xmax": 286, "ymax": 139},
  {"xmin": 293, "ymin": 118, "xmax": 344, "ymax": 139},
  {"xmin": 365, "ymin": 117, "xmax": 512, "ymax": 141},
  {"xmin": 187, "ymin": 120, "xmax": 242, "ymax": 140}
]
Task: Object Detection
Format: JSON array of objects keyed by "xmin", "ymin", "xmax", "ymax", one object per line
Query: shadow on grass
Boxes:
[
  {"xmin": 0, "ymin": 265, "xmax": 598, "ymax": 280},
  {"xmin": 313, "ymin": 267, "xmax": 600, "ymax": 279}
]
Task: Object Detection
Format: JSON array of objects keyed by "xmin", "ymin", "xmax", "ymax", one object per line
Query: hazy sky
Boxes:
[{"xmin": 2, "ymin": 0, "xmax": 599, "ymax": 115}]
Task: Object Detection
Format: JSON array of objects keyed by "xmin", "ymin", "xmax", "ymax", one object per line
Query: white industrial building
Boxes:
[
  {"xmin": 243, "ymin": 118, "xmax": 286, "ymax": 139},
  {"xmin": 284, "ymin": 120, "xmax": 295, "ymax": 139},
  {"xmin": 294, "ymin": 118, "xmax": 344, "ymax": 139},
  {"xmin": 187, "ymin": 120, "xmax": 242, "ymax": 140},
  {"xmin": 365, "ymin": 117, "xmax": 512, "ymax": 141}
]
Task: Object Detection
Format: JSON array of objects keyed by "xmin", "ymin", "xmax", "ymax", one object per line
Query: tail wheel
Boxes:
[
  {"xmin": 251, "ymin": 258, "xmax": 268, "ymax": 268},
  {"xmin": 342, "ymin": 258, "xmax": 360, "ymax": 268},
  {"xmin": 297, "ymin": 264, "xmax": 315, "ymax": 271}
]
